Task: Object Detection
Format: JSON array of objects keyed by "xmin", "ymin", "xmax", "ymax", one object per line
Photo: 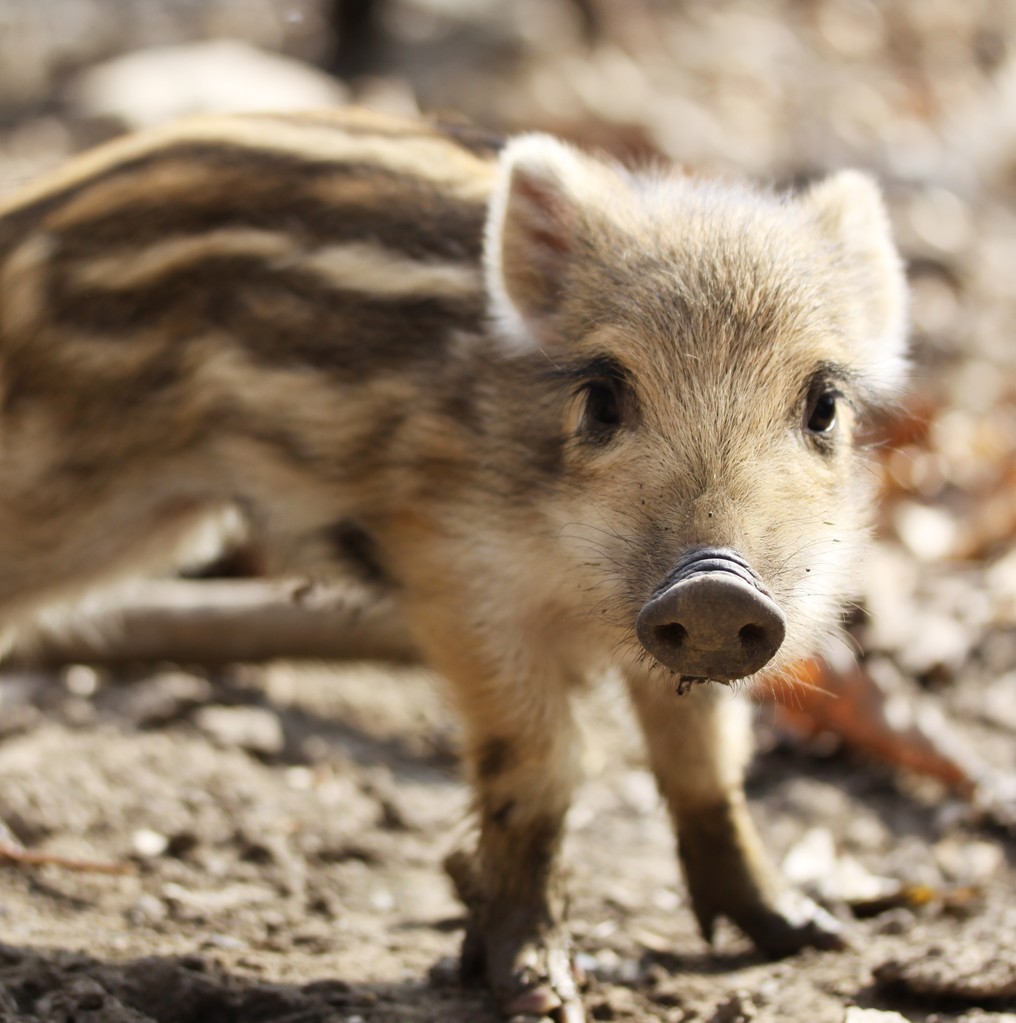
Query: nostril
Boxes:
[
  {"xmin": 738, "ymin": 623, "xmax": 769, "ymax": 652},
  {"xmin": 653, "ymin": 622, "xmax": 687, "ymax": 650}
]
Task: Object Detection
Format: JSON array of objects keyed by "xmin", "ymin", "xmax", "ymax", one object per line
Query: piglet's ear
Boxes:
[
  {"xmin": 484, "ymin": 134, "xmax": 607, "ymax": 349},
  {"xmin": 806, "ymin": 171, "xmax": 909, "ymax": 396}
]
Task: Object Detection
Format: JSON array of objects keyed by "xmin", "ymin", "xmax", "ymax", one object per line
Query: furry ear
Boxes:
[
  {"xmin": 806, "ymin": 171, "xmax": 909, "ymax": 396},
  {"xmin": 484, "ymin": 134, "xmax": 607, "ymax": 349}
]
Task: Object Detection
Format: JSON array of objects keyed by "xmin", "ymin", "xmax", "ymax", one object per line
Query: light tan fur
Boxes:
[{"xmin": 0, "ymin": 109, "xmax": 906, "ymax": 1020}]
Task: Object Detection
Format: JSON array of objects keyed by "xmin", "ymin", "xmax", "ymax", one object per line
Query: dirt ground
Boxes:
[
  {"xmin": 1, "ymin": 1, "xmax": 1016, "ymax": 1021},
  {"xmin": 0, "ymin": 646, "xmax": 1014, "ymax": 1023}
]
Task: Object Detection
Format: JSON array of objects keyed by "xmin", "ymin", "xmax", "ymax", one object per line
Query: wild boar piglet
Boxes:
[{"xmin": 0, "ymin": 110, "xmax": 907, "ymax": 1021}]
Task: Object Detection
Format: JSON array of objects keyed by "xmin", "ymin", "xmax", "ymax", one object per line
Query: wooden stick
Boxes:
[
  {"xmin": 10, "ymin": 579, "xmax": 420, "ymax": 668},
  {"xmin": 0, "ymin": 841, "xmax": 135, "ymax": 875}
]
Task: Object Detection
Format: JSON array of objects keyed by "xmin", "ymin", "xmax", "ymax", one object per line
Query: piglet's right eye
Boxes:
[
  {"xmin": 584, "ymin": 381, "xmax": 622, "ymax": 430},
  {"xmin": 571, "ymin": 356, "xmax": 633, "ymax": 442}
]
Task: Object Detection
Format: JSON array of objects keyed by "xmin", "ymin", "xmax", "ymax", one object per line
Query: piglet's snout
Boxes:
[{"xmin": 636, "ymin": 548, "xmax": 786, "ymax": 682}]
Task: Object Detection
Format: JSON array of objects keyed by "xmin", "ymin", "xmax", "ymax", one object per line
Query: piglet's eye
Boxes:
[
  {"xmin": 584, "ymin": 381, "xmax": 622, "ymax": 429},
  {"xmin": 579, "ymin": 374, "xmax": 629, "ymax": 443},
  {"xmin": 571, "ymin": 356, "xmax": 634, "ymax": 443},
  {"xmin": 806, "ymin": 390, "xmax": 838, "ymax": 435}
]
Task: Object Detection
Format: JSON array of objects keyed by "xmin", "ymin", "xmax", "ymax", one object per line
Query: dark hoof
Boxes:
[
  {"xmin": 459, "ymin": 921, "xmax": 585, "ymax": 1021},
  {"xmin": 695, "ymin": 886, "xmax": 848, "ymax": 958},
  {"xmin": 749, "ymin": 890, "xmax": 848, "ymax": 958},
  {"xmin": 446, "ymin": 846, "xmax": 584, "ymax": 1018}
]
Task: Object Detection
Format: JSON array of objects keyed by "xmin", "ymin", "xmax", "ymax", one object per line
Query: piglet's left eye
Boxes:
[{"xmin": 807, "ymin": 390, "xmax": 838, "ymax": 434}]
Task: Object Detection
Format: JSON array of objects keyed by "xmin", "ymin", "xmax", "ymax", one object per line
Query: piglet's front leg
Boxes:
[
  {"xmin": 629, "ymin": 679, "xmax": 845, "ymax": 957},
  {"xmin": 440, "ymin": 658, "xmax": 585, "ymax": 1022}
]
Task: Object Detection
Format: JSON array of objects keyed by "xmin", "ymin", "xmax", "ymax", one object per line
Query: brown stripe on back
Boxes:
[
  {"xmin": 0, "ymin": 145, "xmax": 232, "ymax": 260},
  {"xmin": 0, "ymin": 114, "xmax": 496, "ymax": 260},
  {"xmin": 47, "ymin": 149, "xmax": 489, "ymax": 266},
  {"xmin": 49, "ymin": 256, "xmax": 487, "ymax": 380}
]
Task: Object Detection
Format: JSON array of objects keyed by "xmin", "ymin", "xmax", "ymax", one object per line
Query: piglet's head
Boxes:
[{"xmin": 483, "ymin": 135, "xmax": 907, "ymax": 685}]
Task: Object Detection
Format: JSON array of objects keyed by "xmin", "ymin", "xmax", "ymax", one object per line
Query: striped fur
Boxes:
[{"xmin": 0, "ymin": 109, "xmax": 907, "ymax": 1019}]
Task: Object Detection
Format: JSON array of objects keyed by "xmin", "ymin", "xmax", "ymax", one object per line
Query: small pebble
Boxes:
[{"xmin": 132, "ymin": 828, "xmax": 169, "ymax": 858}]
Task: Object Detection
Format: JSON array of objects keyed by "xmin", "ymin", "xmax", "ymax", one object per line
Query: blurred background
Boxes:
[{"xmin": 0, "ymin": 4, "xmax": 1014, "ymax": 1021}]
